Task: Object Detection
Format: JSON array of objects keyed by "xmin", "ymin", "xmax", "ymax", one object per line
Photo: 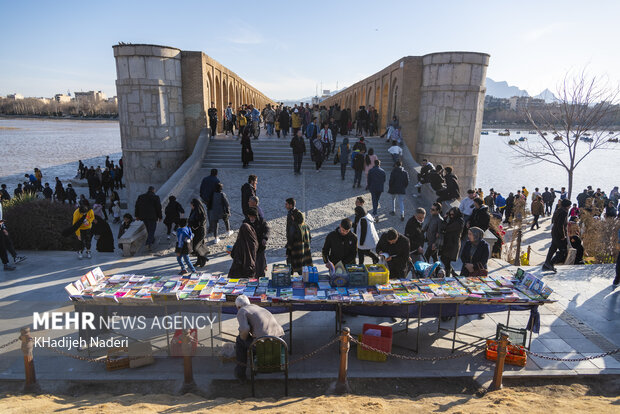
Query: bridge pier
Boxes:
[{"xmin": 113, "ymin": 44, "xmax": 187, "ymax": 208}]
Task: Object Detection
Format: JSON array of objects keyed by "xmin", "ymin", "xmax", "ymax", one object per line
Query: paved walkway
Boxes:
[{"xmin": 0, "ymin": 132, "xmax": 619, "ymax": 389}]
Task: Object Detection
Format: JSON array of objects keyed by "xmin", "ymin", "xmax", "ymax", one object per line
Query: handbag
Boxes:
[{"xmin": 333, "ymin": 148, "xmax": 340, "ymax": 164}]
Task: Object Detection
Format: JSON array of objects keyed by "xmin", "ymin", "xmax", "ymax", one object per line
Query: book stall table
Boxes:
[{"xmin": 66, "ymin": 266, "xmax": 553, "ymax": 357}]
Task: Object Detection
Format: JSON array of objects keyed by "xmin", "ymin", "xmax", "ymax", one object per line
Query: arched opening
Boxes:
[
  {"xmin": 207, "ymin": 71, "xmax": 213, "ymax": 106},
  {"xmin": 222, "ymin": 79, "xmax": 228, "ymax": 133},
  {"xmin": 367, "ymin": 86, "xmax": 373, "ymax": 107},
  {"xmin": 380, "ymin": 81, "xmax": 389, "ymax": 131},
  {"xmin": 392, "ymin": 86, "xmax": 399, "ymax": 117},
  {"xmin": 374, "ymin": 85, "xmax": 380, "ymax": 109},
  {"xmin": 353, "ymin": 92, "xmax": 358, "ymax": 110},
  {"xmin": 215, "ymin": 75, "xmax": 221, "ymax": 132},
  {"xmin": 361, "ymin": 87, "xmax": 366, "ymax": 107}
]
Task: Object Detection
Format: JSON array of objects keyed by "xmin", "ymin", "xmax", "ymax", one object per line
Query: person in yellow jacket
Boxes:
[
  {"xmin": 291, "ymin": 109, "xmax": 302, "ymax": 137},
  {"xmin": 521, "ymin": 186, "xmax": 529, "ymax": 199},
  {"xmin": 73, "ymin": 200, "xmax": 95, "ymax": 259}
]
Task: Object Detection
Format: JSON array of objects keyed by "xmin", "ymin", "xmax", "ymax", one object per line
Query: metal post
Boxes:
[
  {"xmin": 20, "ymin": 327, "xmax": 38, "ymax": 392},
  {"xmin": 416, "ymin": 304, "xmax": 422, "ymax": 353},
  {"xmin": 180, "ymin": 329, "xmax": 196, "ymax": 393},
  {"xmin": 506, "ymin": 305, "xmax": 511, "ymax": 327},
  {"xmin": 451, "ymin": 304, "xmax": 459, "ymax": 353},
  {"xmin": 328, "ymin": 327, "xmax": 352, "ymax": 395},
  {"xmin": 490, "ymin": 333, "xmax": 509, "ymax": 391},
  {"xmin": 289, "ymin": 305, "xmax": 293, "ymax": 355},
  {"xmin": 513, "ymin": 229, "xmax": 522, "ymax": 266}
]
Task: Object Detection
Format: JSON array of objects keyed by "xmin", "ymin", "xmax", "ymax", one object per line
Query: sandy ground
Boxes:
[
  {"xmin": 2, "ymin": 377, "xmax": 619, "ymax": 413},
  {"xmin": 1, "ymin": 390, "xmax": 617, "ymax": 413}
]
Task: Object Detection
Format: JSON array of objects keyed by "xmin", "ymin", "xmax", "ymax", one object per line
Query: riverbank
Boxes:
[{"xmin": 0, "ymin": 114, "xmax": 118, "ymax": 122}]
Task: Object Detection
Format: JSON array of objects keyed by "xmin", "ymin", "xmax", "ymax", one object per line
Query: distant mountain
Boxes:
[
  {"xmin": 486, "ymin": 78, "xmax": 529, "ymax": 99},
  {"xmin": 534, "ymin": 88, "xmax": 558, "ymax": 103}
]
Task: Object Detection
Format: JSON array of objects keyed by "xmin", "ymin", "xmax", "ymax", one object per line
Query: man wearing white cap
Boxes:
[{"xmin": 234, "ymin": 295, "xmax": 284, "ymax": 380}]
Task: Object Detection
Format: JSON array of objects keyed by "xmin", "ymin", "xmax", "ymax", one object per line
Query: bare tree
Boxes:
[{"xmin": 507, "ymin": 70, "xmax": 619, "ymax": 199}]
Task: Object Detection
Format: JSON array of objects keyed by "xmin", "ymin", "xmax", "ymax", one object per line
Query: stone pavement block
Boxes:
[
  {"xmin": 583, "ymin": 354, "xmax": 620, "ymax": 369},
  {"xmin": 538, "ymin": 338, "xmax": 578, "ymax": 353},
  {"xmin": 561, "ymin": 337, "xmax": 604, "ymax": 353},
  {"xmin": 529, "ymin": 340, "xmax": 552, "ymax": 353},
  {"xmin": 527, "ymin": 353, "xmax": 572, "ymax": 371}
]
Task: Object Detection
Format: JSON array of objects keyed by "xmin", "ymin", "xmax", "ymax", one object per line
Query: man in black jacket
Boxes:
[
  {"xmin": 244, "ymin": 207, "xmax": 270, "ymax": 277},
  {"xmin": 208, "ymin": 102, "xmax": 218, "ymax": 137},
  {"xmin": 468, "ymin": 198, "xmax": 490, "ymax": 231},
  {"xmin": 241, "ymin": 175, "xmax": 257, "ymax": 218},
  {"xmin": 134, "ymin": 186, "xmax": 162, "ymax": 251},
  {"xmin": 322, "ymin": 219, "xmax": 358, "ymax": 267},
  {"xmin": 414, "ymin": 159, "xmax": 434, "ymax": 197},
  {"xmin": 543, "ymin": 198, "xmax": 571, "ymax": 272},
  {"xmin": 542, "ymin": 187, "xmax": 553, "ymax": 217},
  {"xmin": 388, "ymin": 160, "xmax": 409, "ymax": 221},
  {"xmin": 376, "ymin": 228, "xmax": 410, "ymax": 279},
  {"xmin": 428, "ymin": 165, "xmax": 445, "ymax": 192},
  {"xmin": 436, "ymin": 166, "xmax": 460, "ymax": 203},
  {"xmin": 405, "ymin": 208, "xmax": 426, "ymax": 261},
  {"xmin": 290, "ymin": 130, "xmax": 306, "ymax": 175}
]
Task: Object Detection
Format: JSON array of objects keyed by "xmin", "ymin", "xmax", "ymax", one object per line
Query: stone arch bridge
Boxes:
[{"xmin": 113, "ymin": 44, "xmax": 488, "ymax": 206}]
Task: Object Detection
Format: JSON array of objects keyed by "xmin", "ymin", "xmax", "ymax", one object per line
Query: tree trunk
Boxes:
[{"xmin": 567, "ymin": 169, "xmax": 574, "ymax": 200}]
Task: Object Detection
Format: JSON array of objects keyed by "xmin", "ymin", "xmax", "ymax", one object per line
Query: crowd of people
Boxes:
[{"xmin": 0, "ymin": 157, "xmax": 127, "ymax": 266}]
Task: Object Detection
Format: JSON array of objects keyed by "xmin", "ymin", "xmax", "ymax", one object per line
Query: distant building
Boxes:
[
  {"xmin": 484, "ymin": 95, "xmax": 510, "ymax": 110},
  {"xmin": 6, "ymin": 93, "xmax": 24, "ymax": 100},
  {"xmin": 508, "ymin": 96, "xmax": 545, "ymax": 111},
  {"xmin": 37, "ymin": 97, "xmax": 51, "ymax": 104},
  {"xmin": 311, "ymin": 96, "xmax": 320, "ymax": 105},
  {"xmin": 107, "ymin": 96, "xmax": 118, "ymax": 104},
  {"xmin": 54, "ymin": 94, "xmax": 72, "ymax": 103},
  {"xmin": 74, "ymin": 90, "xmax": 107, "ymax": 102}
]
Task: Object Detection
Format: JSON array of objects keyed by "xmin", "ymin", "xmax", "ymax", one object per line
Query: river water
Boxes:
[{"xmin": 0, "ymin": 119, "xmax": 618, "ymax": 198}]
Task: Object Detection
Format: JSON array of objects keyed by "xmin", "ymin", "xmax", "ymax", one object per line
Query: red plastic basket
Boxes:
[{"xmin": 357, "ymin": 324, "xmax": 393, "ymax": 362}]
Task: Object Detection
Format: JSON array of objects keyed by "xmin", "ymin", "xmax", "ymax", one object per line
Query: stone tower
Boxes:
[
  {"xmin": 416, "ymin": 52, "xmax": 489, "ymax": 191},
  {"xmin": 113, "ymin": 44, "xmax": 187, "ymax": 208}
]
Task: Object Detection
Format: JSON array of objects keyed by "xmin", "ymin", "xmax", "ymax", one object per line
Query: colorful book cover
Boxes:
[
  {"xmin": 522, "ymin": 273, "xmax": 537, "ymax": 289},
  {"xmin": 305, "ymin": 287, "xmax": 318, "ymax": 296},
  {"xmin": 209, "ymin": 292, "xmax": 223, "ymax": 300},
  {"xmin": 540, "ymin": 285, "xmax": 553, "ymax": 299}
]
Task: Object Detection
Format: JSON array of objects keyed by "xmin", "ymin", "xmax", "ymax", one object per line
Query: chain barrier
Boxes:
[
  {"xmin": 348, "ymin": 335, "xmax": 486, "ymax": 361},
  {"xmin": 524, "ymin": 347, "xmax": 620, "ymax": 362},
  {"xmin": 43, "ymin": 344, "xmax": 107, "ymax": 364},
  {"xmin": 0, "ymin": 338, "xmax": 20, "ymax": 350},
  {"xmin": 231, "ymin": 336, "xmax": 341, "ymax": 369}
]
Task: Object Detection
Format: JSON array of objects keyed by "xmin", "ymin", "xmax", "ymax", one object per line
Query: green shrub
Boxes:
[{"xmin": 3, "ymin": 197, "xmax": 82, "ymax": 251}]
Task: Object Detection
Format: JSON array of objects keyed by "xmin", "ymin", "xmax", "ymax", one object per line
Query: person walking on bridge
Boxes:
[{"xmin": 208, "ymin": 102, "xmax": 218, "ymax": 137}]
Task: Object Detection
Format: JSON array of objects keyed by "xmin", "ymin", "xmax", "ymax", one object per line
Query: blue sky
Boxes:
[{"xmin": 1, "ymin": 0, "xmax": 618, "ymax": 100}]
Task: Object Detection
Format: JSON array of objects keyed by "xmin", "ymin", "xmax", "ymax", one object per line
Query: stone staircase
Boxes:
[{"xmin": 202, "ymin": 134, "xmax": 397, "ymax": 171}]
